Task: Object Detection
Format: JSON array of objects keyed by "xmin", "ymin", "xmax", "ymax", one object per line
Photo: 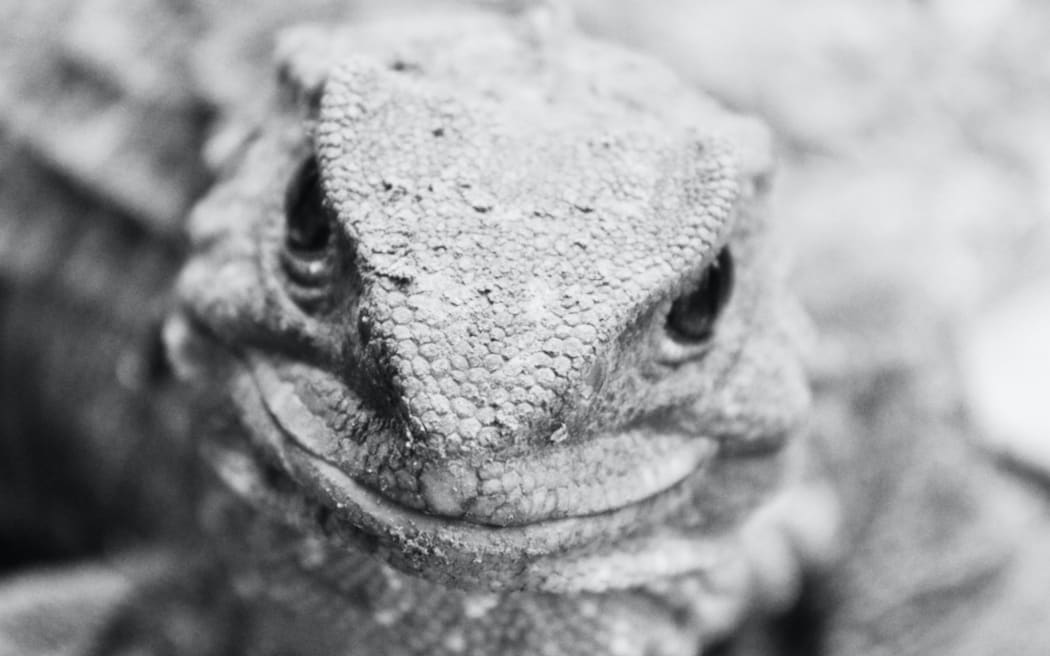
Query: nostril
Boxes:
[
  {"xmin": 665, "ymin": 247, "xmax": 734, "ymax": 344},
  {"xmin": 584, "ymin": 358, "xmax": 607, "ymax": 398}
]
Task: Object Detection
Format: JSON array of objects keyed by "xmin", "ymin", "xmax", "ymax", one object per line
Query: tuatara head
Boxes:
[{"xmin": 168, "ymin": 10, "xmax": 811, "ymax": 597}]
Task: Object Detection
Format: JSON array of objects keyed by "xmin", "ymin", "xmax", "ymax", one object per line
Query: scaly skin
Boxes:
[
  {"xmin": 0, "ymin": 6, "xmax": 834, "ymax": 655},
  {"xmin": 152, "ymin": 9, "xmax": 825, "ymax": 655},
  {"xmin": 3, "ymin": 4, "xmax": 1049, "ymax": 655}
]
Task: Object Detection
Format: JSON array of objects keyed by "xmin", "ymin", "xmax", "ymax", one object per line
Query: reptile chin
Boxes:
[{"xmin": 210, "ymin": 351, "xmax": 789, "ymax": 591}]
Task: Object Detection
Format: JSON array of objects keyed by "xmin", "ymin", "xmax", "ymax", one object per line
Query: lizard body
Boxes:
[
  {"xmin": 159, "ymin": 10, "xmax": 820, "ymax": 653},
  {"xmin": 1, "ymin": 5, "xmax": 826, "ymax": 654},
  {"xmin": 8, "ymin": 3, "xmax": 1047, "ymax": 656}
]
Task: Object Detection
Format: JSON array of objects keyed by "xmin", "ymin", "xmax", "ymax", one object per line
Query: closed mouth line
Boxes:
[
  {"xmin": 246, "ymin": 356, "xmax": 720, "ymax": 528},
  {"xmin": 213, "ymin": 349, "xmax": 791, "ymax": 590}
]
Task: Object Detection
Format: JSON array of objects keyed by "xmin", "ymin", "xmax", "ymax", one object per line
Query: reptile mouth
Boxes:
[
  {"xmin": 246, "ymin": 355, "xmax": 726, "ymax": 524},
  {"xmin": 215, "ymin": 351, "xmax": 788, "ymax": 590}
]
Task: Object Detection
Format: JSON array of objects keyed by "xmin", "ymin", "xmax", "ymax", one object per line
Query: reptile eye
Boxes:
[
  {"xmin": 280, "ymin": 157, "xmax": 341, "ymax": 313},
  {"xmin": 284, "ymin": 157, "xmax": 332, "ymax": 255},
  {"xmin": 281, "ymin": 157, "xmax": 335, "ymax": 291},
  {"xmin": 666, "ymin": 247, "xmax": 734, "ymax": 343}
]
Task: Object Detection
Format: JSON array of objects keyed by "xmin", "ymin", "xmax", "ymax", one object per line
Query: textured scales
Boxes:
[
  {"xmin": 157, "ymin": 9, "xmax": 822, "ymax": 654},
  {"xmin": 308, "ymin": 25, "xmax": 759, "ymax": 528},
  {"xmin": 0, "ymin": 3, "xmax": 831, "ymax": 654},
  {"xmin": 318, "ymin": 55, "xmax": 737, "ymax": 459},
  {"xmin": 5, "ymin": 3, "xmax": 1050, "ymax": 656}
]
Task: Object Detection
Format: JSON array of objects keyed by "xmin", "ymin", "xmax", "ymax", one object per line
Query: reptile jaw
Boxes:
[
  {"xmin": 201, "ymin": 349, "xmax": 789, "ymax": 591},
  {"xmin": 214, "ymin": 382, "xmax": 782, "ymax": 594},
  {"xmin": 247, "ymin": 354, "xmax": 733, "ymax": 527},
  {"xmin": 210, "ymin": 422, "xmax": 772, "ymax": 595}
]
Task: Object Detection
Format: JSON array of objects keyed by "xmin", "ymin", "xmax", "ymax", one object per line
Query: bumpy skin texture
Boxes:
[
  {"xmin": 160, "ymin": 8, "xmax": 820, "ymax": 655},
  {"xmin": 5, "ymin": 4, "xmax": 1050, "ymax": 656},
  {"xmin": 0, "ymin": 5, "xmax": 828, "ymax": 655}
]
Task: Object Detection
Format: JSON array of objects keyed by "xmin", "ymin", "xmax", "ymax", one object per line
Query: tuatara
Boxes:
[
  {"xmin": 1, "ymin": 4, "xmax": 832, "ymax": 654},
  {"xmin": 2, "ymin": 3, "xmax": 1047, "ymax": 656}
]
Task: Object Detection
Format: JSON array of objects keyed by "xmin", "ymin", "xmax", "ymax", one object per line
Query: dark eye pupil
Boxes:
[
  {"xmin": 666, "ymin": 247, "xmax": 734, "ymax": 343},
  {"xmin": 285, "ymin": 157, "xmax": 331, "ymax": 254}
]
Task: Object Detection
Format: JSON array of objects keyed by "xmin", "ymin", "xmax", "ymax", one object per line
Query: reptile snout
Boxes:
[
  {"xmin": 307, "ymin": 41, "xmax": 747, "ymax": 527},
  {"xmin": 358, "ymin": 278, "xmax": 728, "ymax": 526},
  {"xmin": 365, "ymin": 277, "xmax": 612, "ymax": 456}
]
